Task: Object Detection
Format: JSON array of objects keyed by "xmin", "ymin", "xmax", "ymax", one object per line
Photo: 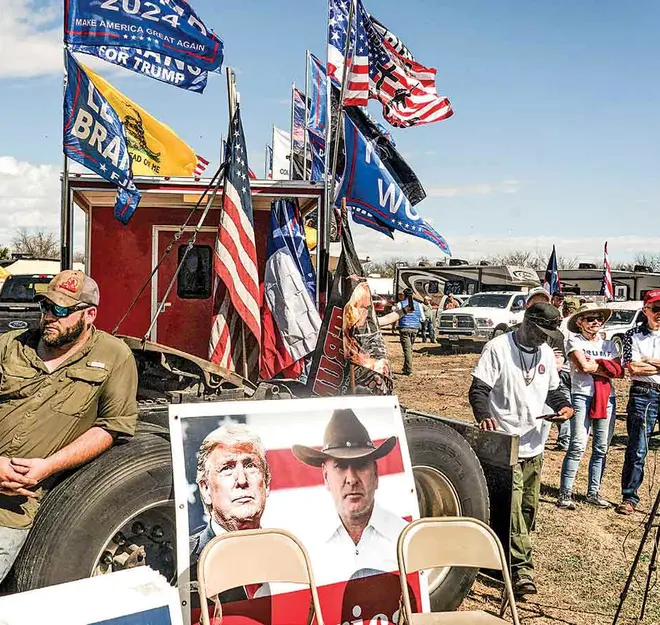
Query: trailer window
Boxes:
[{"xmin": 177, "ymin": 245, "xmax": 212, "ymax": 299}]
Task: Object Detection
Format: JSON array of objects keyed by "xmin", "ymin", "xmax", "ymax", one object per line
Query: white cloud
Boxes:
[
  {"xmin": 0, "ymin": 156, "xmax": 85, "ymax": 252},
  {"xmin": 350, "ymin": 222, "xmax": 660, "ymax": 266},
  {"xmin": 427, "ymin": 179, "xmax": 520, "ymax": 198},
  {"xmin": 0, "ymin": 1, "xmax": 61, "ymax": 78}
]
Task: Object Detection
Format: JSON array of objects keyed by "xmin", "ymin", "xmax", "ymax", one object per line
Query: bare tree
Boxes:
[
  {"xmin": 0, "ymin": 246, "xmax": 10, "ymax": 260},
  {"xmin": 73, "ymin": 250, "xmax": 86, "ymax": 264},
  {"xmin": 12, "ymin": 229, "xmax": 59, "ymax": 259}
]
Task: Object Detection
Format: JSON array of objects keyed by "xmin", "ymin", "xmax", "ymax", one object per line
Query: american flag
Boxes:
[
  {"xmin": 193, "ymin": 154, "xmax": 209, "ymax": 179},
  {"xmin": 328, "ymin": 0, "xmax": 369, "ymax": 106},
  {"xmin": 601, "ymin": 241, "xmax": 614, "ymax": 301},
  {"xmin": 209, "ymin": 106, "xmax": 261, "ymax": 379},
  {"xmin": 364, "ymin": 8, "xmax": 453, "ymax": 128}
]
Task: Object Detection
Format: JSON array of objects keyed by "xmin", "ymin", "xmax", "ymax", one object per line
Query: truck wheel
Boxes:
[
  {"xmin": 7, "ymin": 432, "xmax": 175, "ymax": 592},
  {"xmin": 404, "ymin": 415, "xmax": 490, "ymax": 612},
  {"xmin": 612, "ymin": 335, "xmax": 623, "ymax": 355}
]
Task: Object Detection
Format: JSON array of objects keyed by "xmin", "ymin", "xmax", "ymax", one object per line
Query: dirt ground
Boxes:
[{"xmin": 384, "ymin": 332, "xmax": 660, "ymax": 625}]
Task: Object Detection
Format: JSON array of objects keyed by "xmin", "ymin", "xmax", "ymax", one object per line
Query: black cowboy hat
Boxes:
[{"xmin": 291, "ymin": 408, "xmax": 397, "ymax": 468}]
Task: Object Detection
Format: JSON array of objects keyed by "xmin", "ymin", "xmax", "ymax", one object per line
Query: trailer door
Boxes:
[{"xmin": 152, "ymin": 227, "xmax": 217, "ymax": 358}]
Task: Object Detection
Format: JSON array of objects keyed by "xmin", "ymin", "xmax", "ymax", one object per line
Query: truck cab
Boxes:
[{"xmin": 437, "ymin": 291, "xmax": 527, "ymax": 350}]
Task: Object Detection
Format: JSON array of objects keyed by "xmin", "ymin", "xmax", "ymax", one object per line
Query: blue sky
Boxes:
[{"xmin": 1, "ymin": 0, "xmax": 659, "ymax": 262}]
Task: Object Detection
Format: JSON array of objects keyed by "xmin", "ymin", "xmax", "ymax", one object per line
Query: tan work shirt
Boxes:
[{"xmin": 0, "ymin": 328, "xmax": 138, "ymax": 529}]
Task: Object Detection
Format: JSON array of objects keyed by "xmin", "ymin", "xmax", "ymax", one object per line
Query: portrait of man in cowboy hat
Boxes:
[{"xmin": 292, "ymin": 408, "xmax": 407, "ymax": 585}]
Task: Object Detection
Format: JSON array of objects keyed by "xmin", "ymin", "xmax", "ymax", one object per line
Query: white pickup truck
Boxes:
[{"xmin": 437, "ymin": 291, "xmax": 527, "ymax": 351}]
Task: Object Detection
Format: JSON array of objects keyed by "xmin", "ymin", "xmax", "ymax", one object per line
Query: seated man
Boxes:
[{"xmin": 0, "ymin": 270, "xmax": 138, "ymax": 583}]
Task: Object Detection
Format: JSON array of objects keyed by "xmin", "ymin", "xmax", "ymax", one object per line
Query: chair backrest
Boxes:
[
  {"xmin": 198, "ymin": 528, "xmax": 324, "ymax": 625},
  {"xmin": 397, "ymin": 517, "xmax": 520, "ymax": 625}
]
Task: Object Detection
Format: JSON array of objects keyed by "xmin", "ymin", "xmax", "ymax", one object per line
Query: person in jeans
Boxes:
[
  {"xmin": 617, "ymin": 290, "xmax": 660, "ymax": 515},
  {"xmin": 419, "ymin": 296, "xmax": 436, "ymax": 343},
  {"xmin": 557, "ymin": 303, "xmax": 621, "ymax": 510},
  {"xmin": 469, "ymin": 304, "xmax": 573, "ymax": 596},
  {"xmin": 396, "ymin": 288, "xmax": 424, "ymax": 376}
]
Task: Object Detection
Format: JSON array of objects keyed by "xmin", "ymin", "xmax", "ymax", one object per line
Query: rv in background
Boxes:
[
  {"xmin": 395, "ymin": 263, "xmax": 540, "ymax": 301},
  {"xmin": 536, "ymin": 265, "xmax": 660, "ymax": 302}
]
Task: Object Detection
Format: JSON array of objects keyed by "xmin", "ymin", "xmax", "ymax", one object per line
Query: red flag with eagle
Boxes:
[
  {"xmin": 601, "ymin": 241, "xmax": 614, "ymax": 301},
  {"xmin": 209, "ymin": 105, "xmax": 261, "ymax": 379}
]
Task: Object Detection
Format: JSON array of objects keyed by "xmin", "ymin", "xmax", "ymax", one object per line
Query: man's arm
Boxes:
[
  {"xmin": 627, "ymin": 360, "xmax": 660, "ymax": 375},
  {"xmin": 10, "ymin": 427, "xmax": 114, "ymax": 488},
  {"xmin": 468, "ymin": 377, "xmax": 497, "ymax": 431}
]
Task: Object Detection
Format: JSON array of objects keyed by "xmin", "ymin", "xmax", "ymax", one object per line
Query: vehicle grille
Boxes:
[{"xmin": 439, "ymin": 314, "xmax": 475, "ymax": 330}]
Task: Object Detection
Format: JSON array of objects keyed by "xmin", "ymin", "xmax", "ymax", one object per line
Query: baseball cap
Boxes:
[
  {"xmin": 644, "ymin": 289, "xmax": 660, "ymax": 305},
  {"xmin": 36, "ymin": 270, "xmax": 100, "ymax": 307},
  {"xmin": 525, "ymin": 303, "xmax": 562, "ymax": 340},
  {"xmin": 552, "ymin": 290, "xmax": 565, "ymax": 300},
  {"xmin": 403, "ymin": 287, "xmax": 414, "ymax": 296},
  {"xmin": 525, "ymin": 286, "xmax": 551, "ymax": 305}
]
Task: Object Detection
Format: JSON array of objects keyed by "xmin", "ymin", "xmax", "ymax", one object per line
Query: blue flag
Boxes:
[
  {"xmin": 337, "ymin": 116, "xmax": 451, "ymax": 254},
  {"xmin": 307, "ymin": 54, "xmax": 327, "ymax": 139},
  {"xmin": 64, "ymin": 0, "xmax": 223, "ymax": 72},
  {"xmin": 277, "ymin": 200, "xmax": 316, "ymax": 302},
  {"xmin": 543, "ymin": 245, "xmax": 562, "ymax": 294},
  {"xmin": 63, "ymin": 50, "xmax": 140, "ymax": 224},
  {"xmin": 73, "ymin": 45, "xmax": 208, "ymax": 92},
  {"xmin": 308, "ymin": 131, "xmax": 325, "ymax": 182},
  {"xmin": 352, "ymin": 206, "xmax": 394, "ymax": 238}
]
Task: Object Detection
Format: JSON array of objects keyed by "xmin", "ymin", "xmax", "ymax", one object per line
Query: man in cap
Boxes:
[
  {"xmin": 468, "ymin": 303, "xmax": 573, "ymax": 596},
  {"xmin": 292, "ymin": 409, "xmax": 406, "ymax": 585},
  {"xmin": 617, "ymin": 289, "xmax": 660, "ymax": 515},
  {"xmin": 0, "ymin": 270, "xmax": 138, "ymax": 583},
  {"xmin": 189, "ymin": 423, "xmax": 271, "ymax": 602},
  {"xmin": 396, "ymin": 288, "xmax": 425, "ymax": 376},
  {"xmin": 551, "ymin": 290, "xmax": 565, "ymax": 311},
  {"xmin": 419, "ymin": 296, "xmax": 436, "ymax": 343}
]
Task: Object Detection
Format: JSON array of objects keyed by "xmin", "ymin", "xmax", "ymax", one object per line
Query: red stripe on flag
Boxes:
[{"xmin": 267, "ymin": 440, "xmax": 405, "ymax": 490}]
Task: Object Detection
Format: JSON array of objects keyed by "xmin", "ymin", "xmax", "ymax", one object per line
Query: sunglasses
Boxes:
[
  {"xmin": 39, "ymin": 300, "xmax": 90, "ymax": 319},
  {"xmin": 582, "ymin": 315, "xmax": 604, "ymax": 323},
  {"xmin": 646, "ymin": 305, "xmax": 660, "ymax": 314}
]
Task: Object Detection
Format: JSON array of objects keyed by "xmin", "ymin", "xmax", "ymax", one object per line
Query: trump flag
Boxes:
[
  {"xmin": 336, "ymin": 115, "xmax": 451, "ymax": 255},
  {"xmin": 83, "ymin": 63, "xmax": 203, "ymax": 177},
  {"xmin": 64, "ymin": 0, "xmax": 224, "ymax": 72},
  {"xmin": 63, "ymin": 50, "xmax": 140, "ymax": 224}
]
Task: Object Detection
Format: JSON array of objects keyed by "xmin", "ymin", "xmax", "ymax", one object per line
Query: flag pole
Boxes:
[
  {"xmin": 289, "ymin": 82, "xmax": 296, "ymax": 180},
  {"xmin": 264, "ymin": 143, "xmax": 268, "ymax": 179},
  {"xmin": 60, "ymin": 46, "xmax": 73, "ymax": 270},
  {"xmin": 303, "ymin": 50, "xmax": 311, "ymax": 181},
  {"xmin": 329, "ymin": 0, "xmax": 356, "ymax": 195}
]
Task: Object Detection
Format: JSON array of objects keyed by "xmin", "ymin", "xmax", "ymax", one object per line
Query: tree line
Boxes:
[{"xmin": 0, "ymin": 229, "xmax": 85, "ymax": 263}]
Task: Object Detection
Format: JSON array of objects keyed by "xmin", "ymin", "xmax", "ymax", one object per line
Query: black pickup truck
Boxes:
[{"xmin": 0, "ymin": 274, "xmax": 54, "ymax": 334}]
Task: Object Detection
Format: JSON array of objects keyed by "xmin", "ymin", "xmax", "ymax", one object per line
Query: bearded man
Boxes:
[{"xmin": 0, "ymin": 270, "xmax": 138, "ymax": 583}]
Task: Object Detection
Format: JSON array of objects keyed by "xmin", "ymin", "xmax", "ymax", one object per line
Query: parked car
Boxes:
[
  {"xmin": 602, "ymin": 301, "xmax": 644, "ymax": 354},
  {"xmin": 0, "ymin": 274, "xmax": 54, "ymax": 334},
  {"xmin": 437, "ymin": 291, "xmax": 527, "ymax": 350}
]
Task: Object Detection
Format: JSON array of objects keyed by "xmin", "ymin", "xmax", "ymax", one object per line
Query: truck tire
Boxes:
[
  {"xmin": 7, "ymin": 432, "xmax": 175, "ymax": 592},
  {"xmin": 404, "ymin": 415, "xmax": 490, "ymax": 612},
  {"xmin": 612, "ymin": 334, "xmax": 623, "ymax": 356}
]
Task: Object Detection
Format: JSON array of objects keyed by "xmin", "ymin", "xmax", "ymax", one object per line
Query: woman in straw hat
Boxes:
[{"xmin": 557, "ymin": 303, "xmax": 623, "ymax": 510}]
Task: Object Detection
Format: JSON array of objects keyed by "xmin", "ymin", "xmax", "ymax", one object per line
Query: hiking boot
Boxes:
[
  {"xmin": 556, "ymin": 491, "xmax": 576, "ymax": 510},
  {"xmin": 513, "ymin": 574, "xmax": 537, "ymax": 596},
  {"xmin": 585, "ymin": 493, "xmax": 611, "ymax": 508},
  {"xmin": 616, "ymin": 501, "xmax": 636, "ymax": 516}
]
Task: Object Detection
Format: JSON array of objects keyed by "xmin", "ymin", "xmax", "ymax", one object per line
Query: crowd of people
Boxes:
[{"xmin": 392, "ymin": 283, "xmax": 660, "ymax": 598}]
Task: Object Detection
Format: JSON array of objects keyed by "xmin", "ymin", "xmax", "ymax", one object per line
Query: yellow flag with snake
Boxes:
[{"xmin": 82, "ymin": 64, "xmax": 202, "ymax": 178}]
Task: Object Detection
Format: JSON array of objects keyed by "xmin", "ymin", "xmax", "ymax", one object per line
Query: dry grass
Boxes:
[{"xmin": 384, "ymin": 332, "xmax": 660, "ymax": 625}]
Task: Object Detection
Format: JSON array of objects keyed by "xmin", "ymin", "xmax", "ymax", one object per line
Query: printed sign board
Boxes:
[
  {"xmin": 0, "ymin": 567, "xmax": 182, "ymax": 625},
  {"xmin": 170, "ymin": 395, "xmax": 429, "ymax": 624}
]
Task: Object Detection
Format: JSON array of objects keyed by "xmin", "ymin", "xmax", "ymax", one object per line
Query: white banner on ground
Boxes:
[
  {"xmin": 0, "ymin": 567, "xmax": 183, "ymax": 625},
  {"xmin": 272, "ymin": 126, "xmax": 291, "ymax": 180}
]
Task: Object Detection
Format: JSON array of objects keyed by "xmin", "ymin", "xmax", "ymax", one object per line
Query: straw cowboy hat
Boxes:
[
  {"xmin": 567, "ymin": 302, "xmax": 612, "ymax": 334},
  {"xmin": 292, "ymin": 408, "xmax": 397, "ymax": 467}
]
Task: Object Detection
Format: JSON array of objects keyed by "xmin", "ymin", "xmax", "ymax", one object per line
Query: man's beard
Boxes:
[{"xmin": 41, "ymin": 316, "xmax": 86, "ymax": 348}]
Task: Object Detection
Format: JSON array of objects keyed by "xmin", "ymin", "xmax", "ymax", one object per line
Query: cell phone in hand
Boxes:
[{"xmin": 537, "ymin": 413, "xmax": 560, "ymax": 420}]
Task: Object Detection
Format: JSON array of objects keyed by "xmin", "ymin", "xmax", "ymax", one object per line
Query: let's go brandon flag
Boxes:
[
  {"xmin": 64, "ymin": 0, "xmax": 224, "ymax": 72},
  {"xmin": 83, "ymin": 63, "xmax": 203, "ymax": 177},
  {"xmin": 64, "ymin": 50, "xmax": 140, "ymax": 224}
]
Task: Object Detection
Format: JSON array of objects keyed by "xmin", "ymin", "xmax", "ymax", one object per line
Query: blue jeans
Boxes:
[
  {"xmin": 0, "ymin": 526, "xmax": 29, "ymax": 584},
  {"xmin": 621, "ymin": 384, "xmax": 660, "ymax": 505},
  {"xmin": 420, "ymin": 319, "xmax": 435, "ymax": 343},
  {"xmin": 560, "ymin": 393, "xmax": 616, "ymax": 495}
]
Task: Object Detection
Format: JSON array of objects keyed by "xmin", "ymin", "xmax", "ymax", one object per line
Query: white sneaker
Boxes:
[
  {"xmin": 556, "ymin": 491, "xmax": 576, "ymax": 510},
  {"xmin": 586, "ymin": 493, "xmax": 611, "ymax": 508}
]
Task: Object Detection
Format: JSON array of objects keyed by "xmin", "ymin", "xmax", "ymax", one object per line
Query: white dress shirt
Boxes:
[{"xmin": 307, "ymin": 503, "xmax": 407, "ymax": 586}]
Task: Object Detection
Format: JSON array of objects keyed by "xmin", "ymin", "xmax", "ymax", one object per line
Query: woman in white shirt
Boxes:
[{"xmin": 557, "ymin": 303, "xmax": 622, "ymax": 510}]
